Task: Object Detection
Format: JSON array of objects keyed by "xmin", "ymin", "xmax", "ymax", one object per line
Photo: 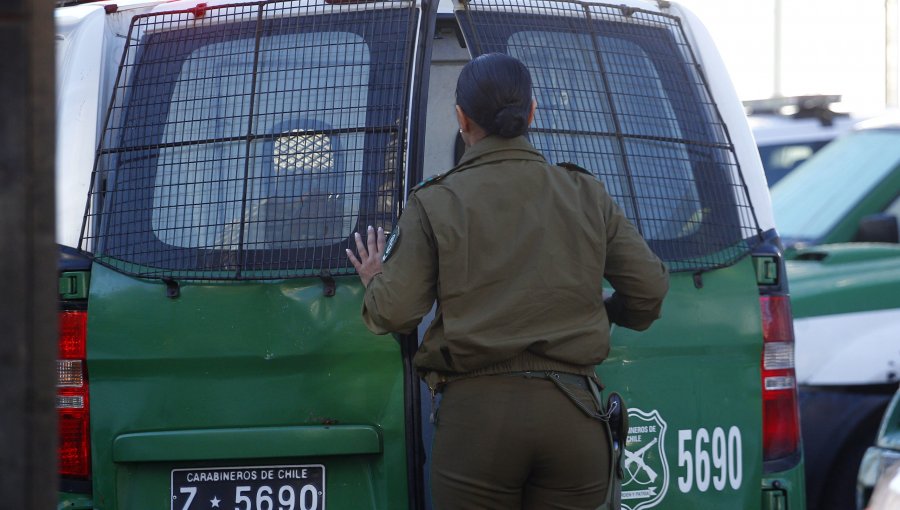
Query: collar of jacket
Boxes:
[{"xmin": 456, "ymin": 135, "xmax": 547, "ymax": 169}]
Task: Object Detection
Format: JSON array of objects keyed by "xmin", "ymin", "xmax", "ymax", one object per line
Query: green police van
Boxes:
[{"xmin": 55, "ymin": 0, "xmax": 805, "ymax": 508}]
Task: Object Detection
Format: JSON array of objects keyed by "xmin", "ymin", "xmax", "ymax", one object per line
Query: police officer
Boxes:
[{"xmin": 346, "ymin": 53, "xmax": 669, "ymax": 509}]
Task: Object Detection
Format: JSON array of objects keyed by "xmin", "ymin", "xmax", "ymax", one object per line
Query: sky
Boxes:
[{"xmin": 676, "ymin": 0, "xmax": 896, "ymax": 114}]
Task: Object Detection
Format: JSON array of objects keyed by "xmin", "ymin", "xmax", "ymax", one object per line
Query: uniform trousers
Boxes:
[{"xmin": 430, "ymin": 374, "xmax": 610, "ymax": 509}]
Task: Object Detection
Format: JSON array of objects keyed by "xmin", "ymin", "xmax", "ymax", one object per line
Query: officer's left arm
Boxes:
[
  {"xmin": 600, "ymin": 186, "xmax": 670, "ymax": 331},
  {"xmin": 354, "ymin": 194, "xmax": 438, "ymax": 335}
]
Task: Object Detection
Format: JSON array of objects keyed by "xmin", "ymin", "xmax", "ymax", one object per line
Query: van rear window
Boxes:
[
  {"xmin": 152, "ymin": 31, "xmax": 370, "ymax": 251},
  {"xmin": 80, "ymin": 2, "xmax": 416, "ymax": 279},
  {"xmin": 458, "ymin": 1, "xmax": 761, "ymax": 272}
]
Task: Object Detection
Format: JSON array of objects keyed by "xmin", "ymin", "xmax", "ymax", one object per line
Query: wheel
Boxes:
[{"xmin": 818, "ymin": 410, "xmax": 884, "ymax": 510}]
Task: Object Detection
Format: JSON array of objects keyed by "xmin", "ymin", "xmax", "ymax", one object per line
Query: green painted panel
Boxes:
[
  {"xmin": 595, "ymin": 256, "xmax": 772, "ymax": 509},
  {"xmin": 84, "ymin": 255, "xmax": 796, "ymax": 509},
  {"xmin": 113, "ymin": 425, "xmax": 382, "ymax": 462},
  {"xmin": 86, "ymin": 263, "xmax": 408, "ymax": 509},
  {"xmin": 787, "ymin": 245, "xmax": 900, "ymax": 318}
]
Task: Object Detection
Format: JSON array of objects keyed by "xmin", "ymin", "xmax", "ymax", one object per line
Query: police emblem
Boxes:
[
  {"xmin": 622, "ymin": 408, "xmax": 670, "ymax": 510},
  {"xmin": 382, "ymin": 227, "xmax": 400, "ymax": 263}
]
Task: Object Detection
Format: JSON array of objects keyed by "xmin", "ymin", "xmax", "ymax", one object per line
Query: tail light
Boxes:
[
  {"xmin": 58, "ymin": 310, "xmax": 91, "ymax": 478},
  {"xmin": 760, "ymin": 295, "xmax": 801, "ymax": 461}
]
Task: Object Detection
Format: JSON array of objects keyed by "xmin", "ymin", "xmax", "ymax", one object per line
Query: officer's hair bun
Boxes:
[{"xmin": 493, "ymin": 105, "xmax": 528, "ymax": 138}]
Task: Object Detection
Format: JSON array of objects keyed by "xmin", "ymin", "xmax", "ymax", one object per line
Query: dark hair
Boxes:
[{"xmin": 456, "ymin": 53, "xmax": 533, "ymax": 138}]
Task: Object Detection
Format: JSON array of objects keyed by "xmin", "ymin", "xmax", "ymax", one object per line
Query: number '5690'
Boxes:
[
  {"xmin": 178, "ymin": 485, "xmax": 320, "ymax": 510},
  {"xmin": 677, "ymin": 426, "xmax": 743, "ymax": 493},
  {"xmin": 235, "ymin": 485, "xmax": 319, "ymax": 510}
]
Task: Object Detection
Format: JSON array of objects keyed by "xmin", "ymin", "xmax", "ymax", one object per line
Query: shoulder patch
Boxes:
[
  {"xmin": 557, "ymin": 162, "xmax": 594, "ymax": 176},
  {"xmin": 413, "ymin": 173, "xmax": 445, "ymax": 192},
  {"xmin": 382, "ymin": 227, "xmax": 400, "ymax": 263},
  {"xmin": 412, "ymin": 160, "xmax": 479, "ymax": 192}
]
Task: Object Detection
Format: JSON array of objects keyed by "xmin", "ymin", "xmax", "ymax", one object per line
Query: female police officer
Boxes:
[{"xmin": 346, "ymin": 53, "xmax": 669, "ymax": 509}]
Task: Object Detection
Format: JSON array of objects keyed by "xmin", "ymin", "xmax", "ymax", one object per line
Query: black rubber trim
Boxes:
[
  {"xmin": 402, "ymin": 1, "xmax": 438, "ymax": 507},
  {"xmin": 59, "ymin": 478, "xmax": 92, "ymax": 495}
]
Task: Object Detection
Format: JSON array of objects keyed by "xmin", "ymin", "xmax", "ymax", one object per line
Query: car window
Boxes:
[
  {"xmin": 508, "ymin": 31, "xmax": 701, "ymax": 242},
  {"xmin": 152, "ymin": 31, "xmax": 369, "ymax": 251},
  {"xmin": 81, "ymin": 5, "xmax": 416, "ymax": 279},
  {"xmin": 759, "ymin": 141, "xmax": 829, "ymax": 186},
  {"xmin": 772, "ymin": 130, "xmax": 900, "ymax": 243},
  {"xmin": 458, "ymin": 5, "xmax": 760, "ymax": 272},
  {"xmin": 883, "ymin": 194, "xmax": 900, "ymax": 218}
]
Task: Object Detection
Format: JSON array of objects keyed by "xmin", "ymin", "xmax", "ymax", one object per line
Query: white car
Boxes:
[{"xmin": 745, "ymin": 95, "xmax": 861, "ymax": 186}]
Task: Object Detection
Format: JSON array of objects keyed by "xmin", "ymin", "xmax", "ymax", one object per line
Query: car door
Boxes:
[
  {"xmin": 432, "ymin": 1, "xmax": 779, "ymax": 508},
  {"xmin": 79, "ymin": 1, "xmax": 430, "ymax": 508}
]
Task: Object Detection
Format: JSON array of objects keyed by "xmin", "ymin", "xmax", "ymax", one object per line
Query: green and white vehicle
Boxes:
[
  {"xmin": 55, "ymin": 0, "xmax": 806, "ymax": 508},
  {"xmin": 771, "ymin": 113, "xmax": 900, "ymax": 510}
]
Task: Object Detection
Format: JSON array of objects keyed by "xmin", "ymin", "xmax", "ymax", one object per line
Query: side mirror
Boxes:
[{"xmin": 854, "ymin": 213, "xmax": 900, "ymax": 243}]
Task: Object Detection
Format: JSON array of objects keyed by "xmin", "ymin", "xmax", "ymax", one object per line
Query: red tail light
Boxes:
[
  {"xmin": 760, "ymin": 295, "xmax": 801, "ymax": 461},
  {"xmin": 58, "ymin": 310, "xmax": 91, "ymax": 478}
]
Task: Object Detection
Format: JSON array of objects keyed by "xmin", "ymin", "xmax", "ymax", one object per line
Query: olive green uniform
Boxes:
[{"xmin": 362, "ymin": 135, "xmax": 669, "ymax": 509}]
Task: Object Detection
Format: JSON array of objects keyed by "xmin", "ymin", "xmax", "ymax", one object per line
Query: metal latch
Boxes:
[
  {"xmin": 319, "ymin": 271, "xmax": 336, "ymax": 298},
  {"xmin": 762, "ymin": 487, "xmax": 787, "ymax": 510},
  {"xmin": 162, "ymin": 278, "xmax": 180, "ymax": 299}
]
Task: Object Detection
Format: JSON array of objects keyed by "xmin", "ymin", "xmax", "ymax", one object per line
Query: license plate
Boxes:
[{"xmin": 171, "ymin": 465, "xmax": 325, "ymax": 510}]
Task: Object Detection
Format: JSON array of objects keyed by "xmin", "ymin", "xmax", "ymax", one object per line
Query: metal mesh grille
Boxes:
[
  {"xmin": 80, "ymin": 0, "xmax": 417, "ymax": 279},
  {"xmin": 458, "ymin": 0, "xmax": 761, "ymax": 272}
]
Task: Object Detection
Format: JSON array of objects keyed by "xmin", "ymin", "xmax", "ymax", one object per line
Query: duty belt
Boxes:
[{"xmin": 501, "ymin": 370, "xmax": 591, "ymax": 391}]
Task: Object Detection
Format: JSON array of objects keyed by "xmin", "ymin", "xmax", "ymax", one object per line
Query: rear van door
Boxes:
[
  {"xmin": 79, "ymin": 1, "xmax": 428, "ymax": 508},
  {"xmin": 434, "ymin": 1, "xmax": 802, "ymax": 508}
]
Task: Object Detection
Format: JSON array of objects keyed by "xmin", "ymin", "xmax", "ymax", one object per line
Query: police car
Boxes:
[
  {"xmin": 55, "ymin": 0, "xmax": 806, "ymax": 508},
  {"xmin": 771, "ymin": 112, "xmax": 900, "ymax": 510}
]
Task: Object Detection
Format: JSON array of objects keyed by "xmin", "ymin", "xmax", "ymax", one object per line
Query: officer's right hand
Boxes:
[{"xmin": 346, "ymin": 225, "xmax": 385, "ymax": 287}]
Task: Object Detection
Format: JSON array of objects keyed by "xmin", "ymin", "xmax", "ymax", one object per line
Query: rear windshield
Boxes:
[
  {"xmin": 81, "ymin": 2, "xmax": 416, "ymax": 279},
  {"xmin": 758, "ymin": 140, "xmax": 829, "ymax": 186},
  {"xmin": 458, "ymin": 2, "xmax": 761, "ymax": 272},
  {"xmin": 772, "ymin": 129, "xmax": 900, "ymax": 243}
]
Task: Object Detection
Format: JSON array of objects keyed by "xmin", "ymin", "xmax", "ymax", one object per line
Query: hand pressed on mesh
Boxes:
[{"xmin": 346, "ymin": 225, "xmax": 385, "ymax": 287}]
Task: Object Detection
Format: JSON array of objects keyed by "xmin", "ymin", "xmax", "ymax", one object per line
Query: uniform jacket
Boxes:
[{"xmin": 362, "ymin": 135, "xmax": 669, "ymax": 381}]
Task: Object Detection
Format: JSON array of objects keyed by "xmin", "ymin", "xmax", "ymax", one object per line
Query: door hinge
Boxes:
[
  {"xmin": 754, "ymin": 255, "xmax": 780, "ymax": 286},
  {"xmin": 319, "ymin": 271, "xmax": 336, "ymax": 297},
  {"xmin": 59, "ymin": 272, "xmax": 90, "ymax": 300}
]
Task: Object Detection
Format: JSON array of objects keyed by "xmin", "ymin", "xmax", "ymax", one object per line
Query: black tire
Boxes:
[{"xmin": 818, "ymin": 410, "xmax": 883, "ymax": 510}]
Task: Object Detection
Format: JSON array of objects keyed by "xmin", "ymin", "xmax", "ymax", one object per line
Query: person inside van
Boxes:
[{"xmin": 346, "ymin": 53, "xmax": 669, "ymax": 509}]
